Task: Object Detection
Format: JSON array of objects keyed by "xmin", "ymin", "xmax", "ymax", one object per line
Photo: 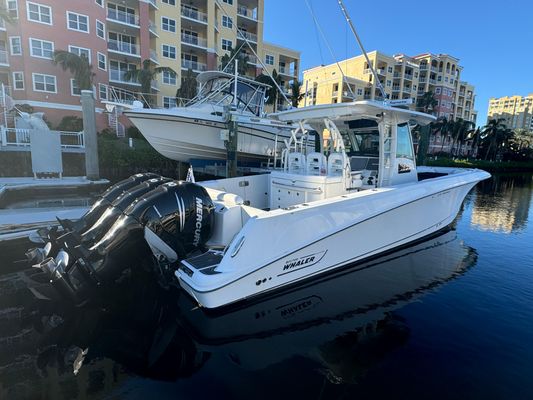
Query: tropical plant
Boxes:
[
  {"xmin": 124, "ymin": 59, "xmax": 176, "ymax": 106},
  {"xmin": 53, "ymin": 50, "xmax": 94, "ymax": 90},
  {"xmin": 417, "ymin": 91, "xmax": 438, "ymax": 114},
  {"xmin": 430, "ymin": 117, "xmax": 450, "ymax": 153},
  {"xmin": 480, "ymin": 118, "xmax": 507, "ymax": 160},
  {"xmin": 219, "ymin": 44, "xmax": 249, "ymax": 76},
  {"xmin": 256, "ymin": 69, "xmax": 282, "ymax": 112},
  {"xmin": 289, "ymin": 80, "xmax": 304, "ymax": 108},
  {"xmin": 57, "ymin": 115, "xmax": 83, "ymax": 132},
  {"xmin": 176, "ymin": 68, "xmax": 198, "ymax": 103},
  {"xmin": 450, "ymin": 118, "xmax": 475, "ymax": 156}
]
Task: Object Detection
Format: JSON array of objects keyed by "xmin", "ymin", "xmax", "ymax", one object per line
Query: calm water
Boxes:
[{"xmin": 1, "ymin": 174, "xmax": 533, "ymax": 400}]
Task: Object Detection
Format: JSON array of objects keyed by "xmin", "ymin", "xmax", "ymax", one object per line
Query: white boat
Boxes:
[
  {"xmin": 174, "ymin": 100, "xmax": 490, "ymax": 309},
  {"xmin": 123, "ymin": 71, "xmax": 311, "ymax": 164}
]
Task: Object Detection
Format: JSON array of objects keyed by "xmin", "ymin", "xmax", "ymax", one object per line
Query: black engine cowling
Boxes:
[{"xmin": 39, "ymin": 180, "xmax": 215, "ymax": 304}]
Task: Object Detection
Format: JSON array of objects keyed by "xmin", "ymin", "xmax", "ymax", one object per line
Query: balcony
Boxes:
[
  {"xmin": 181, "ymin": 33, "xmax": 207, "ymax": 49},
  {"xmin": 237, "ymin": 6, "xmax": 258, "ymax": 21},
  {"xmin": 429, "ymin": 78, "xmax": 437, "ymax": 85},
  {"xmin": 0, "ymin": 50, "xmax": 9, "ymax": 66},
  {"xmin": 181, "ymin": 59, "xmax": 207, "ymax": 72},
  {"xmin": 108, "ymin": 39, "xmax": 139, "ymax": 56},
  {"xmin": 148, "ymin": 0, "xmax": 157, "ymax": 8},
  {"xmin": 237, "ymin": 30, "xmax": 257, "ymax": 43},
  {"xmin": 107, "ymin": 8, "xmax": 139, "ymax": 27},
  {"xmin": 420, "ymin": 64, "xmax": 428, "ymax": 71},
  {"xmin": 404, "ymin": 74, "xmax": 413, "ymax": 81},
  {"xmin": 181, "ymin": 6, "xmax": 208, "ymax": 23},
  {"xmin": 109, "ymin": 70, "xmax": 140, "ymax": 85},
  {"xmin": 149, "ymin": 20, "xmax": 158, "ymax": 36},
  {"xmin": 278, "ymin": 65, "xmax": 296, "ymax": 76},
  {"xmin": 392, "ymin": 86, "xmax": 400, "ymax": 92},
  {"xmin": 430, "ymin": 66, "xmax": 438, "ymax": 72},
  {"xmin": 150, "ymin": 49, "xmax": 159, "ymax": 64},
  {"xmin": 419, "ymin": 77, "xmax": 427, "ymax": 83}
]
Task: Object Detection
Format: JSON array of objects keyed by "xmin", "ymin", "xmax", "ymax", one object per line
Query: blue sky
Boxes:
[{"xmin": 263, "ymin": 0, "xmax": 533, "ymax": 127}]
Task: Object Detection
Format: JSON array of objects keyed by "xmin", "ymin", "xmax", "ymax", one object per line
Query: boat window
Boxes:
[
  {"xmin": 340, "ymin": 119, "xmax": 380, "ymax": 157},
  {"xmin": 396, "ymin": 123, "xmax": 414, "ymax": 159}
]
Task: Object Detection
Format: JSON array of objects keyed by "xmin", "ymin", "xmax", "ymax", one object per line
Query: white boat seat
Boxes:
[
  {"xmin": 328, "ymin": 152, "xmax": 345, "ymax": 176},
  {"xmin": 288, "ymin": 152, "xmax": 306, "ymax": 174},
  {"xmin": 306, "ymin": 152, "xmax": 326, "ymax": 175}
]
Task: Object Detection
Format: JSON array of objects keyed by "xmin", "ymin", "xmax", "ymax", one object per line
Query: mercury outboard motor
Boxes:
[
  {"xmin": 68, "ymin": 176, "xmax": 172, "ymax": 247},
  {"xmin": 58, "ymin": 172, "xmax": 161, "ymax": 234},
  {"xmin": 37, "ymin": 181, "xmax": 214, "ymax": 304}
]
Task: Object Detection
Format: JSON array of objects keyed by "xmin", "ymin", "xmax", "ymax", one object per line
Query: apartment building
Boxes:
[
  {"xmin": 302, "ymin": 51, "xmax": 477, "ymax": 125},
  {"xmin": 0, "ymin": 0, "xmax": 300, "ymax": 131},
  {"xmin": 487, "ymin": 94, "xmax": 533, "ymax": 132}
]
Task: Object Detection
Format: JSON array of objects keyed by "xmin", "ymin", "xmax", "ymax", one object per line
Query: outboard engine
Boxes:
[
  {"xmin": 36, "ymin": 181, "xmax": 215, "ymax": 304},
  {"xmin": 27, "ymin": 173, "xmax": 161, "ymax": 265},
  {"xmin": 65, "ymin": 176, "xmax": 172, "ymax": 247},
  {"xmin": 58, "ymin": 172, "xmax": 161, "ymax": 234}
]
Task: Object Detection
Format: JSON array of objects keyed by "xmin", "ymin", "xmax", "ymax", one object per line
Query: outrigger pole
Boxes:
[{"xmin": 336, "ymin": 0, "xmax": 387, "ymax": 101}]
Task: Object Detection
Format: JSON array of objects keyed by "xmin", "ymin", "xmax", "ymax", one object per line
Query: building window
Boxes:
[
  {"xmin": 435, "ymin": 87, "xmax": 441, "ymax": 95},
  {"xmin": 387, "ymin": 66, "xmax": 393, "ymax": 73},
  {"xmin": 71, "ymin": 79, "xmax": 81, "ymax": 96},
  {"xmin": 162, "ymin": 0, "xmax": 175, "ymax": 4},
  {"xmin": 95, "ymin": 0, "xmax": 104, "ymax": 7},
  {"xmin": 96, "ymin": 20, "xmax": 105, "ymax": 39},
  {"xmin": 221, "ymin": 39, "xmax": 232, "ymax": 51},
  {"xmin": 109, "ymin": 60, "xmax": 136, "ymax": 82},
  {"xmin": 99, "ymin": 83, "xmax": 107, "ymax": 100},
  {"xmin": 161, "ymin": 17, "xmax": 176, "ymax": 33},
  {"xmin": 265, "ymin": 54, "xmax": 274, "ymax": 65},
  {"xmin": 162, "ymin": 44, "xmax": 176, "ymax": 59},
  {"xmin": 7, "ymin": 1, "xmax": 18, "ymax": 18},
  {"xmin": 357, "ymin": 88, "xmax": 363, "ymax": 96},
  {"xmin": 222, "ymin": 0, "xmax": 233, "ymax": 4},
  {"xmin": 27, "ymin": 1, "xmax": 52, "ymax": 24},
  {"xmin": 67, "ymin": 11, "xmax": 89, "ymax": 32},
  {"xmin": 97, "ymin": 52, "xmax": 106, "ymax": 70},
  {"xmin": 163, "ymin": 96, "xmax": 177, "ymax": 108},
  {"xmin": 386, "ymin": 80, "xmax": 391, "ymax": 87},
  {"xmin": 68, "ymin": 45, "xmax": 90, "ymax": 62},
  {"xmin": 162, "ymin": 70, "xmax": 176, "ymax": 85},
  {"xmin": 30, "ymin": 38, "xmax": 54, "ymax": 59},
  {"xmin": 222, "ymin": 15, "xmax": 233, "ymax": 28},
  {"xmin": 32, "ymin": 73, "xmax": 56, "ymax": 93},
  {"xmin": 13, "ymin": 72, "xmax": 24, "ymax": 90},
  {"xmin": 9, "ymin": 37, "xmax": 21, "ymax": 55}
]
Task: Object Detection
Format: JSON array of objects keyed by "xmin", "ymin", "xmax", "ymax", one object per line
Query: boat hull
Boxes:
[
  {"xmin": 178, "ymin": 170, "xmax": 487, "ymax": 309},
  {"xmin": 124, "ymin": 110, "xmax": 296, "ymax": 163}
]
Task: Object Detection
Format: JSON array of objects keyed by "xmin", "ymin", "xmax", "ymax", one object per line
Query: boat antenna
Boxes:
[
  {"xmin": 303, "ymin": 0, "xmax": 356, "ymax": 100},
  {"xmin": 336, "ymin": 0, "xmax": 387, "ymax": 101},
  {"xmin": 215, "ymin": 0, "xmax": 292, "ymax": 109}
]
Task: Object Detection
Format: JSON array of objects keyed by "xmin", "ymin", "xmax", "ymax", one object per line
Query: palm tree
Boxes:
[
  {"xmin": 256, "ymin": 69, "xmax": 282, "ymax": 112},
  {"xmin": 481, "ymin": 118, "xmax": 507, "ymax": 160},
  {"xmin": 450, "ymin": 118, "xmax": 475, "ymax": 156},
  {"xmin": 431, "ymin": 117, "xmax": 450, "ymax": 154},
  {"xmin": 124, "ymin": 59, "xmax": 176, "ymax": 106},
  {"xmin": 417, "ymin": 91, "xmax": 438, "ymax": 114},
  {"xmin": 176, "ymin": 68, "xmax": 197, "ymax": 104},
  {"xmin": 219, "ymin": 44, "xmax": 249, "ymax": 76},
  {"xmin": 289, "ymin": 80, "xmax": 304, "ymax": 108},
  {"xmin": 53, "ymin": 50, "xmax": 94, "ymax": 90}
]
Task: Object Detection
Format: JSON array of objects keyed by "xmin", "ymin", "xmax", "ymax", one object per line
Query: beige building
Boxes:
[
  {"xmin": 487, "ymin": 94, "xmax": 533, "ymax": 132},
  {"xmin": 302, "ymin": 51, "xmax": 477, "ymax": 125}
]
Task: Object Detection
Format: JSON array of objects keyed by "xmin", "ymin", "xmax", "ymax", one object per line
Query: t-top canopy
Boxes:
[
  {"xmin": 196, "ymin": 71, "xmax": 271, "ymax": 89},
  {"xmin": 273, "ymin": 100, "xmax": 437, "ymax": 126}
]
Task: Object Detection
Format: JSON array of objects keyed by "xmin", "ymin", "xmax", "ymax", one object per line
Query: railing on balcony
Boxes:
[
  {"xmin": 181, "ymin": 33, "xmax": 207, "ymax": 48},
  {"xmin": 149, "ymin": 20, "xmax": 157, "ymax": 34},
  {"xmin": 0, "ymin": 50, "xmax": 8, "ymax": 65},
  {"xmin": 150, "ymin": 49, "xmax": 158, "ymax": 63},
  {"xmin": 429, "ymin": 78, "xmax": 437, "ymax": 84},
  {"xmin": 237, "ymin": 6, "xmax": 258, "ymax": 20},
  {"xmin": 237, "ymin": 30, "xmax": 258, "ymax": 42},
  {"xmin": 419, "ymin": 64, "xmax": 428, "ymax": 70},
  {"xmin": 430, "ymin": 66, "xmax": 438, "ymax": 72},
  {"xmin": 404, "ymin": 74, "xmax": 413, "ymax": 80},
  {"xmin": 392, "ymin": 86, "xmax": 400, "ymax": 92},
  {"xmin": 107, "ymin": 8, "xmax": 139, "ymax": 26},
  {"xmin": 109, "ymin": 69, "xmax": 139, "ymax": 84},
  {"xmin": 246, "ymin": 54, "xmax": 258, "ymax": 64},
  {"xmin": 278, "ymin": 66, "xmax": 295, "ymax": 76},
  {"xmin": 0, "ymin": 127, "xmax": 84, "ymax": 149},
  {"xmin": 0, "ymin": 19, "xmax": 5, "ymax": 30},
  {"xmin": 181, "ymin": 6, "xmax": 208, "ymax": 23},
  {"xmin": 108, "ymin": 39, "xmax": 139, "ymax": 56},
  {"xmin": 148, "ymin": 0, "xmax": 157, "ymax": 7},
  {"xmin": 419, "ymin": 77, "xmax": 427, "ymax": 83},
  {"xmin": 181, "ymin": 59, "xmax": 207, "ymax": 71}
]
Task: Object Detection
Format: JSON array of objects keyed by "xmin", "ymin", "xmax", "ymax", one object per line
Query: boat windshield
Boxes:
[
  {"xmin": 197, "ymin": 77, "xmax": 266, "ymax": 116},
  {"xmin": 340, "ymin": 119, "xmax": 380, "ymax": 157}
]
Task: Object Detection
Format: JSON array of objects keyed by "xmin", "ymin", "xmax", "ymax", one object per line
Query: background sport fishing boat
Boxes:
[{"xmin": 122, "ymin": 71, "xmax": 315, "ymax": 164}]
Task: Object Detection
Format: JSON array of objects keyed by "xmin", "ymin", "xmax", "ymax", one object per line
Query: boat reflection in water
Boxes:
[{"xmin": 0, "ymin": 229, "xmax": 476, "ymax": 398}]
